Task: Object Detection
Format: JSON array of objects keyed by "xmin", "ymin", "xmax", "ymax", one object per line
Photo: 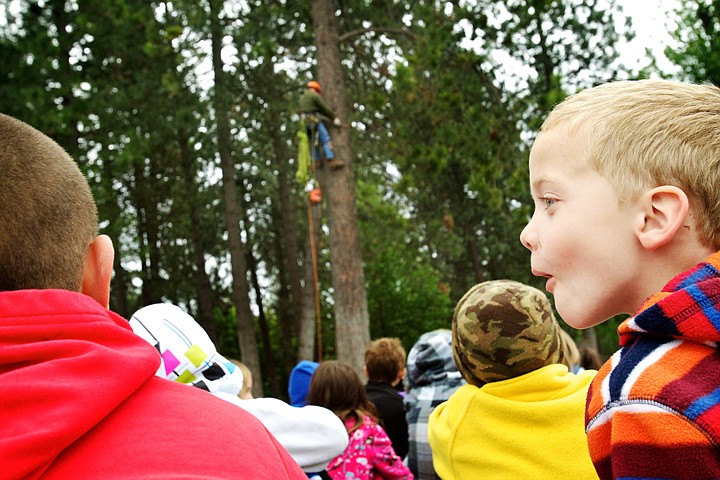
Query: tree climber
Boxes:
[{"xmin": 298, "ymin": 80, "xmax": 344, "ymax": 169}]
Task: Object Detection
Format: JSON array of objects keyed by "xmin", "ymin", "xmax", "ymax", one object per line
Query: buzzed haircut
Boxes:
[
  {"xmin": 365, "ymin": 337, "xmax": 406, "ymax": 384},
  {"xmin": 541, "ymin": 80, "xmax": 720, "ymax": 250},
  {"xmin": 0, "ymin": 114, "xmax": 98, "ymax": 292}
]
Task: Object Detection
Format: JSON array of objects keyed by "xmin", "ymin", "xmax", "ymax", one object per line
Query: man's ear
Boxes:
[
  {"xmin": 636, "ymin": 186, "xmax": 689, "ymax": 250},
  {"xmin": 81, "ymin": 234, "xmax": 115, "ymax": 308}
]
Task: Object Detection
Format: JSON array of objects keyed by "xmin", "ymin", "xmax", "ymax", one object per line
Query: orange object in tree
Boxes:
[{"xmin": 309, "ymin": 188, "xmax": 322, "ymax": 204}]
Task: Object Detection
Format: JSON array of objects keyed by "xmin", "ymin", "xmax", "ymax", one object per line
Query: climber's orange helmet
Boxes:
[{"xmin": 307, "ymin": 80, "xmax": 321, "ymax": 93}]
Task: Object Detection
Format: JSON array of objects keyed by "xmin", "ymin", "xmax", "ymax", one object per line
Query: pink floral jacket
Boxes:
[{"xmin": 327, "ymin": 414, "xmax": 413, "ymax": 480}]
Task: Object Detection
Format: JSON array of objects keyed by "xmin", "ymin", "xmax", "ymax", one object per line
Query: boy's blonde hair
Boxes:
[
  {"xmin": 230, "ymin": 359, "xmax": 253, "ymax": 399},
  {"xmin": 364, "ymin": 337, "xmax": 406, "ymax": 384},
  {"xmin": 558, "ymin": 329, "xmax": 580, "ymax": 371},
  {"xmin": 0, "ymin": 114, "xmax": 98, "ymax": 291},
  {"xmin": 542, "ymin": 80, "xmax": 720, "ymax": 250}
]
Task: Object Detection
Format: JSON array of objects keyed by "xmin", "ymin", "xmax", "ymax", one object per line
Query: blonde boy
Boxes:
[{"xmin": 520, "ymin": 80, "xmax": 720, "ymax": 479}]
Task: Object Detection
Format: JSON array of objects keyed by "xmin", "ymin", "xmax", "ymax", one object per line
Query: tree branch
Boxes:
[{"xmin": 338, "ymin": 27, "xmax": 419, "ymax": 44}]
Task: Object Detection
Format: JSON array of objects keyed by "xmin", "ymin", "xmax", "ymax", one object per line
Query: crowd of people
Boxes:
[{"xmin": 2, "ymin": 77, "xmax": 720, "ymax": 479}]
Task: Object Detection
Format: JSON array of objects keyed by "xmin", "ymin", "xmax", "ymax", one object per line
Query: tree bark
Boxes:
[
  {"xmin": 209, "ymin": 0, "xmax": 263, "ymax": 397},
  {"xmin": 246, "ymin": 243, "xmax": 281, "ymax": 397},
  {"xmin": 311, "ymin": 0, "xmax": 371, "ymax": 374},
  {"xmin": 132, "ymin": 159, "xmax": 163, "ymax": 306},
  {"xmin": 298, "ymin": 199, "xmax": 324, "ymax": 361},
  {"xmin": 178, "ymin": 129, "xmax": 217, "ymax": 342},
  {"xmin": 270, "ymin": 121, "xmax": 304, "ymax": 363}
]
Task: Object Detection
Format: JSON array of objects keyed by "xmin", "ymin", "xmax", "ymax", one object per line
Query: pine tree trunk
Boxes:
[
  {"xmin": 311, "ymin": 0, "xmax": 371, "ymax": 373},
  {"xmin": 209, "ymin": 0, "xmax": 263, "ymax": 397},
  {"xmin": 246, "ymin": 244, "xmax": 281, "ymax": 397},
  {"xmin": 271, "ymin": 121, "xmax": 304, "ymax": 363},
  {"xmin": 178, "ymin": 130, "xmax": 217, "ymax": 342},
  {"xmin": 298, "ymin": 200, "xmax": 323, "ymax": 361},
  {"xmin": 132, "ymin": 160, "xmax": 163, "ymax": 306}
]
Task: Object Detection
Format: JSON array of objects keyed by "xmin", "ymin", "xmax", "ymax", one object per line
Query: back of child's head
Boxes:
[
  {"xmin": 0, "ymin": 113, "xmax": 98, "ymax": 292},
  {"xmin": 364, "ymin": 337, "xmax": 406, "ymax": 384},
  {"xmin": 230, "ymin": 360, "xmax": 253, "ymax": 399},
  {"xmin": 406, "ymin": 329, "xmax": 460, "ymax": 389},
  {"xmin": 307, "ymin": 360, "xmax": 378, "ymax": 424},
  {"xmin": 579, "ymin": 346, "xmax": 604, "ymax": 371},
  {"xmin": 558, "ymin": 328, "xmax": 581, "ymax": 371},
  {"xmin": 288, "ymin": 360, "xmax": 319, "ymax": 407},
  {"xmin": 542, "ymin": 79, "xmax": 720, "ymax": 250},
  {"xmin": 452, "ymin": 279, "xmax": 567, "ymax": 387}
]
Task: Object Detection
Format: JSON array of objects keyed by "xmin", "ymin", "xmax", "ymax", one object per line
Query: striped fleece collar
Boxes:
[{"xmin": 618, "ymin": 252, "xmax": 720, "ymax": 348}]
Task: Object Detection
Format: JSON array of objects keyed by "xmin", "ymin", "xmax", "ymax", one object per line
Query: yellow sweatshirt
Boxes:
[{"xmin": 428, "ymin": 364, "xmax": 599, "ymax": 480}]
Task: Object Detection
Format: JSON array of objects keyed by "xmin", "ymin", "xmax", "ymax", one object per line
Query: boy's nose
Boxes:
[{"xmin": 520, "ymin": 221, "xmax": 537, "ymax": 251}]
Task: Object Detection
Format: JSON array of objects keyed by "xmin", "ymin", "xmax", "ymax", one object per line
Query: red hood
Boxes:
[
  {"xmin": 0, "ymin": 289, "xmax": 307, "ymax": 480},
  {"xmin": 0, "ymin": 289, "xmax": 159, "ymax": 479}
]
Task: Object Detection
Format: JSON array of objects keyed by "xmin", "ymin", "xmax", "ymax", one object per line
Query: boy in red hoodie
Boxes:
[{"xmin": 0, "ymin": 113, "xmax": 306, "ymax": 480}]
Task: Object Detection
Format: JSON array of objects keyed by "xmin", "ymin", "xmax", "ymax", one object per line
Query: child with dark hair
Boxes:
[
  {"xmin": 308, "ymin": 361, "xmax": 413, "ymax": 480},
  {"xmin": 364, "ymin": 337, "xmax": 409, "ymax": 458}
]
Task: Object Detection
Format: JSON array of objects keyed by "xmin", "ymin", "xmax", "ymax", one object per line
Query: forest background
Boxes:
[{"xmin": 1, "ymin": 0, "xmax": 717, "ymax": 398}]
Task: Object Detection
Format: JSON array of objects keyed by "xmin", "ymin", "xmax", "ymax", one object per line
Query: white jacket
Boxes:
[{"xmin": 216, "ymin": 393, "xmax": 348, "ymax": 472}]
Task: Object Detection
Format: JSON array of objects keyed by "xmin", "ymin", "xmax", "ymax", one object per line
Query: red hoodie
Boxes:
[{"xmin": 0, "ymin": 289, "xmax": 306, "ymax": 480}]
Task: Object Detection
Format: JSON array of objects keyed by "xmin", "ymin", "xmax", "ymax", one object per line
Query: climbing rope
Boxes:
[
  {"xmin": 299, "ymin": 118, "xmax": 324, "ymax": 361},
  {"xmin": 307, "ymin": 193, "xmax": 323, "ymax": 362}
]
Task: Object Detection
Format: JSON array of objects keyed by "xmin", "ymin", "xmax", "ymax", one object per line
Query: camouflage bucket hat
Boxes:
[{"xmin": 452, "ymin": 279, "xmax": 566, "ymax": 386}]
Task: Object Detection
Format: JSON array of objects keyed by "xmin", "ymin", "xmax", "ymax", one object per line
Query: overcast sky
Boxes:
[{"xmin": 616, "ymin": 0, "xmax": 680, "ymax": 75}]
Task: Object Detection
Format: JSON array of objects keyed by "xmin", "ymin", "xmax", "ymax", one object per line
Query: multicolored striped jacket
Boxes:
[{"xmin": 586, "ymin": 253, "xmax": 720, "ymax": 479}]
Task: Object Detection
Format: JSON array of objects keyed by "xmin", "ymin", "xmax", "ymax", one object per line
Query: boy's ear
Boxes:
[
  {"xmin": 636, "ymin": 186, "xmax": 689, "ymax": 250},
  {"xmin": 80, "ymin": 234, "xmax": 115, "ymax": 308}
]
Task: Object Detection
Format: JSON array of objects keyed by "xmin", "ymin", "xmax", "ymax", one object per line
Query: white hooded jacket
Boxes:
[{"xmin": 131, "ymin": 303, "xmax": 348, "ymax": 472}]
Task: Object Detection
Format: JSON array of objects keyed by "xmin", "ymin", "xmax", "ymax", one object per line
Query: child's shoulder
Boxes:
[
  {"xmin": 345, "ymin": 413, "xmax": 384, "ymax": 438},
  {"xmin": 350, "ymin": 413, "xmax": 379, "ymax": 430},
  {"xmin": 343, "ymin": 412, "xmax": 376, "ymax": 428}
]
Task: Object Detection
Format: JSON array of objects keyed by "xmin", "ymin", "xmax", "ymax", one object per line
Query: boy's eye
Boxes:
[{"xmin": 537, "ymin": 197, "xmax": 555, "ymax": 209}]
